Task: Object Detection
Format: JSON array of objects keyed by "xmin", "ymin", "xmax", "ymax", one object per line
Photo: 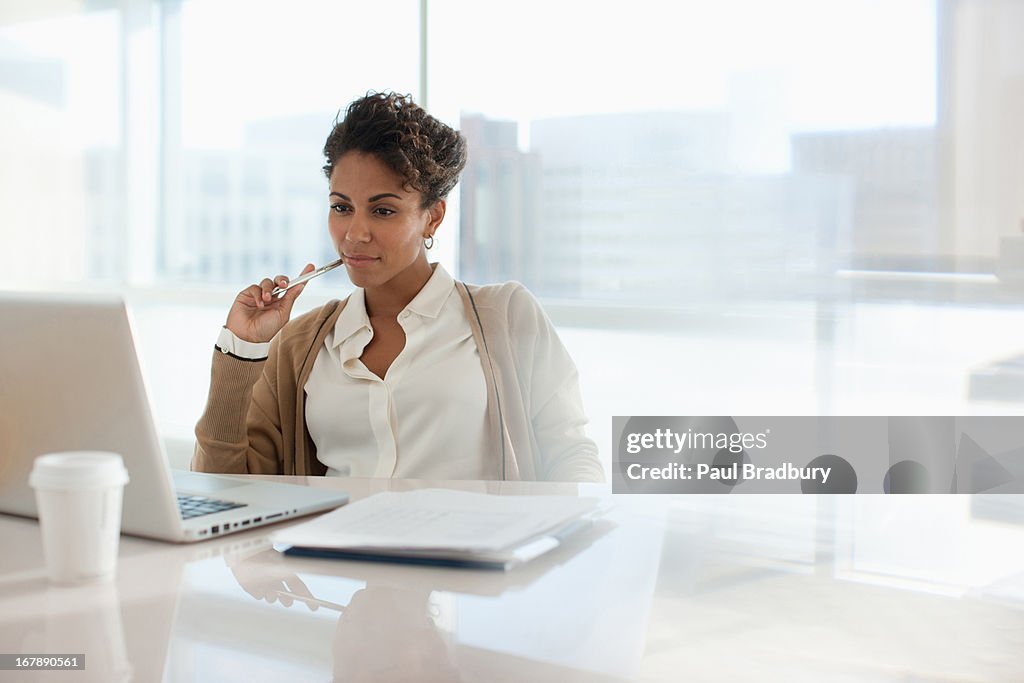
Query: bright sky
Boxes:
[
  {"xmin": 429, "ymin": 0, "xmax": 936, "ymax": 129},
  {"xmin": 178, "ymin": 0, "xmax": 935, "ymax": 151},
  {"xmin": 1, "ymin": 0, "xmax": 936, "ymax": 154}
]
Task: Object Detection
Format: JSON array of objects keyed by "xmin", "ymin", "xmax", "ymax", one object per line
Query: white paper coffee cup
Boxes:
[{"xmin": 29, "ymin": 452, "xmax": 130, "ymax": 585}]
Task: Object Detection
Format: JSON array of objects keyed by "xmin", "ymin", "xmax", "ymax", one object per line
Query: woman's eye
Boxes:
[
  {"xmin": 374, "ymin": 207, "xmax": 395, "ymax": 216},
  {"xmin": 330, "ymin": 203, "xmax": 350, "ymax": 214}
]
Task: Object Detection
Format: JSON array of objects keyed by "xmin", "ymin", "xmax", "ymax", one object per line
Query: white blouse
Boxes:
[{"xmin": 300, "ymin": 264, "xmax": 493, "ymax": 478}]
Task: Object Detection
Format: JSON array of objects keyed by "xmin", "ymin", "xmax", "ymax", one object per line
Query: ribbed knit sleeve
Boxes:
[{"xmin": 191, "ymin": 348, "xmax": 283, "ymax": 474}]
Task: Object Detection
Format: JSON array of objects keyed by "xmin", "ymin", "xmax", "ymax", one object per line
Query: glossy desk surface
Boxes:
[{"xmin": 1, "ymin": 477, "xmax": 1023, "ymax": 682}]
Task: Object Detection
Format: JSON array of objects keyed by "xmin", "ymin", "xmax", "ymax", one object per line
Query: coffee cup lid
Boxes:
[{"xmin": 29, "ymin": 452, "xmax": 130, "ymax": 490}]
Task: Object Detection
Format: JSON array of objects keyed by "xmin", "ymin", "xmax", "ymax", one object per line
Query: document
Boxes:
[{"xmin": 272, "ymin": 489, "xmax": 603, "ymax": 569}]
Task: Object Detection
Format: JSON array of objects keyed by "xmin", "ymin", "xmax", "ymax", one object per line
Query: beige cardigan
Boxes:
[{"xmin": 191, "ymin": 281, "xmax": 605, "ymax": 482}]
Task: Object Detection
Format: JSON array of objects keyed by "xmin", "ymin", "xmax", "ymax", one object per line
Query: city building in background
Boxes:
[
  {"xmin": 159, "ymin": 114, "xmax": 336, "ymax": 286},
  {"xmin": 461, "ymin": 111, "xmax": 850, "ymax": 304},
  {"xmin": 458, "ymin": 114, "xmax": 540, "ymax": 287},
  {"xmin": 83, "ymin": 116, "xmax": 336, "ymax": 287},
  {"xmin": 791, "ymin": 128, "xmax": 938, "ymax": 270}
]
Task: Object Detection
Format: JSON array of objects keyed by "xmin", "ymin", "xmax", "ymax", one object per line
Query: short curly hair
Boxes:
[{"xmin": 322, "ymin": 91, "xmax": 468, "ymax": 208}]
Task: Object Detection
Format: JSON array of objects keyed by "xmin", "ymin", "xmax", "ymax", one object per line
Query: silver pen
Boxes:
[{"xmin": 271, "ymin": 257, "xmax": 345, "ymax": 298}]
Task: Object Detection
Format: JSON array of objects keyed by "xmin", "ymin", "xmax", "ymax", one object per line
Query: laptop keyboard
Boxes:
[{"xmin": 177, "ymin": 494, "xmax": 248, "ymax": 520}]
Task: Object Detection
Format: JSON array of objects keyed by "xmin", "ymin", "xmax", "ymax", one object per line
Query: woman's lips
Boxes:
[{"xmin": 343, "ymin": 254, "xmax": 380, "ymax": 268}]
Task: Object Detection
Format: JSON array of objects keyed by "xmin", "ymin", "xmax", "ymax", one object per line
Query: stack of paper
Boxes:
[{"xmin": 273, "ymin": 489, "xmax": 603, "ymax": 570}]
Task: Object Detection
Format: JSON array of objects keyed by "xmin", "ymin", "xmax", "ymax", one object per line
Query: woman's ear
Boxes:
[{"xmin": 425, "ymin": 200, "xmax": 446, "ymax": 235}]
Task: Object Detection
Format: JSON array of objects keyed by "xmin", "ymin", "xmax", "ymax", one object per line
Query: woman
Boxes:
[{"xmin": 192, "ymin": 92, "xmax": 603, "ymax": 482}]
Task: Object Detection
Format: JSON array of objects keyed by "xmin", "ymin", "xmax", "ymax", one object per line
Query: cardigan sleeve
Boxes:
[
  {"xmin": 507, "ymin": 285, "xmax": 606, "ymax": 483},
  {"xmin": 190, "ymin": 345, "xmax": 284, "ymax": 475}
]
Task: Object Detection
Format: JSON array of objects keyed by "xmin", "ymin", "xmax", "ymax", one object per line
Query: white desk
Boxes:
[{"xmin": 1, "ymin": 478, "xmax": 1023, "ymax": 682}]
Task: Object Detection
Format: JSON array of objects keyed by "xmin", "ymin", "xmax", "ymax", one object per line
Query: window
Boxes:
[{"xmin": 3, "ymin": 1, "xmax": 1024, "ymax": 468}]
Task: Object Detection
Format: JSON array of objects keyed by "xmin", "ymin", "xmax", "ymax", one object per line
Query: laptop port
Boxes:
[
  {"xmin": 241, "ymin": 520, "xmax": 249, "ymax": 526},
  {"xmin": 211, "ymin": 525, "xmax": 220, "ymax": 534},
  {"xmin": 254, "ymin": 517, "xmax": 262, "ymax": 523}
]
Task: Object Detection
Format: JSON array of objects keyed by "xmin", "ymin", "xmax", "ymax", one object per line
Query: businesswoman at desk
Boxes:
[{"xmin": 192, "ymin": 92, "xmax": 604, "ymax": 482}]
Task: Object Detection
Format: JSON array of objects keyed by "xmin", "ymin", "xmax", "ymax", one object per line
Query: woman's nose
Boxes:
[{"xmin": 344, "ymin": 216, "xmax": 371, "ymax": 243}]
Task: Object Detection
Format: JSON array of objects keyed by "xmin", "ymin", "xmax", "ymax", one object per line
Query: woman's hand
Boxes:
[{"xmin": 225, "ymin": 263, "xmax": 316, "ymax": 343}]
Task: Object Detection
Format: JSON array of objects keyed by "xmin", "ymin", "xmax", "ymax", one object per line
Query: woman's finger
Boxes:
[
  {"xmin": 280, "ymin": 264, "xmax": 316, "ymax": 307},
  {"xmin": 258, "ymin": 278, "xmax": 276, "ymax": 307},
  {"xmin": 242, "ymin": 284, "xmax": 263, "ymax": 308}
]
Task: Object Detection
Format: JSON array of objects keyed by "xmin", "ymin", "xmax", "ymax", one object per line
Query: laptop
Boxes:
[{"xmin": 0, "ymin": 291, "xmax": 349, "ymax": 542}]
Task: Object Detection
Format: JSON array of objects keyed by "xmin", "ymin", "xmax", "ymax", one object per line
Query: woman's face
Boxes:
[{"xmin": 327, "ymin": 151, "xmax": 444, "ymax": 292}]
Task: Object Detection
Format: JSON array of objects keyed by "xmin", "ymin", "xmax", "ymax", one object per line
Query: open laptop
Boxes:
[{"xmin": 0, "ymin": 291, "xmax": 349, "ymax": 542}]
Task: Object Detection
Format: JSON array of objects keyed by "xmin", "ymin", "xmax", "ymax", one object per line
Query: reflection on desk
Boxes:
[{"xmin": 1, "ymin": 478, "xmax": 1024, "ymax": 682}]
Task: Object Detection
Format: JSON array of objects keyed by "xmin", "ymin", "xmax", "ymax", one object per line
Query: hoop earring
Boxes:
[{"xmin": 424, "ymin": 235, "xmax": 435, "ymax": 250}]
